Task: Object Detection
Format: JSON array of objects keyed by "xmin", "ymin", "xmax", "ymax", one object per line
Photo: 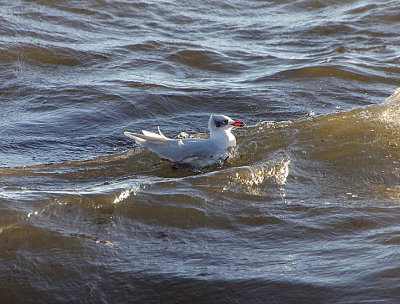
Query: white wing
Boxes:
[{"xmin": 124, "ymin": 129, "xmax": 222, "ymax": 163}]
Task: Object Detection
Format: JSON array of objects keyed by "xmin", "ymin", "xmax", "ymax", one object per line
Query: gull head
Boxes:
[{"xmin": 208, "ymin": 115, "xmax": 245, "ymax": 133}]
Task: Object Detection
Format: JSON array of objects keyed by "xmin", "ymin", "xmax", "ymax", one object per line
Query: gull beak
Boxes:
[{"xmin": 232, "ymin": 120, "xmax": 245, "ymax": 127}]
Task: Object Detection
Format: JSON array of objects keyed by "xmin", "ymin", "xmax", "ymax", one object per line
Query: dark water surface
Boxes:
[{"xmin": 1, "ymin": 0, "xmax": 400, "ymax": 303}]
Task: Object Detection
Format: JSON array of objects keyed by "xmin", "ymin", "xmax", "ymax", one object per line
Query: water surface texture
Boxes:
[{"xmin": 1, "ymin": 0, "xmax": 400, "ymax": 303}]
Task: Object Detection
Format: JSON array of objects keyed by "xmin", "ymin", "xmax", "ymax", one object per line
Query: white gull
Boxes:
[{"xmin": 124, "ymin": 114, "xmax": 245, "ymax": 167}]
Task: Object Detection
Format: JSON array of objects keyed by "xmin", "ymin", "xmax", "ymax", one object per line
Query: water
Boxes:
[{"xmin": 1, "ymin": 0, "xmax": 400, "ymax": 303}]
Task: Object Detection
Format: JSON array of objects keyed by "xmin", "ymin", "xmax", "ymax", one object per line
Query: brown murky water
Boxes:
[{"xmin": 1, "ymin": 0, "xmax": 400, "ymax": 303}]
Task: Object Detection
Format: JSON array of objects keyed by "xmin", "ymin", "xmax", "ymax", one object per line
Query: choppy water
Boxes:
[{"xmin": 1, "ymin": 0, "xmax": 400, "ymax": 303}]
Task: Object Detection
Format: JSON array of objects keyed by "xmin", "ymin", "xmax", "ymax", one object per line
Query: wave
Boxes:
[
  {"xmin": 2, "ymin": 88, "xmax": 399, "ymax": 205},
  {"xmin": 254, "ymin": 64, "xmax": 398, "ymax": 85}
]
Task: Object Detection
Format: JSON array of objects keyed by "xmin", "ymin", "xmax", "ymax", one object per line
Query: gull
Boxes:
[{"xmin": 124, "ymin": 115, "xmax": 245, "ymax": 167}]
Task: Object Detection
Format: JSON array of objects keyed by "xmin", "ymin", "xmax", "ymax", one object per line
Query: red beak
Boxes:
[{"xmin": 232, "ymin": 120, "xmax": 245, "ymax": 127}]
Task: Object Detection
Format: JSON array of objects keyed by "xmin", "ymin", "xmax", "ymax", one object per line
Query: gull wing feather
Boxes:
[
  {"xmin": 124, "ymin": 131, "xmax": 169, "ymax": 145},
  {"xmin": 139, "ymin": 127, "xmax": 167, "ymax": 138},
  {"xmin": 158, "ymin": 126, "xmax": 166, "ymax": 138}
]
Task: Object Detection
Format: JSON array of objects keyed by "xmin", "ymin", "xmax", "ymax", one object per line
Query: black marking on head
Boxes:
[{"xmin": 214, "ymin": 118, "xmax": 229, "ymax": 128}]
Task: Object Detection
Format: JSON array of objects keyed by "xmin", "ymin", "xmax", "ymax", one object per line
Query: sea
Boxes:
[{"xmin": 1, "ymin": 0, "xmax": 400, "ymax": 303}]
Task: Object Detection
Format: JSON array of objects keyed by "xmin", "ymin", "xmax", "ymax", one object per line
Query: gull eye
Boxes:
[{"xmin": 223, "ymin": 119, "xmax": 228, "ymax": 125}]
